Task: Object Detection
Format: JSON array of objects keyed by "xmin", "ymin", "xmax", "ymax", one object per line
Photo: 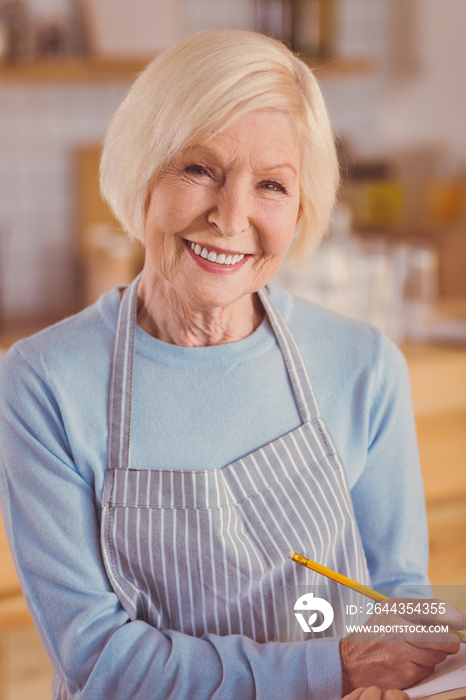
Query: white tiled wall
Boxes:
[
  {"xmin": 0, "ymin": 0, "xmax": 387, "ymax": 320},
  {"xmin": 184, "ymin": 0, "xmax": 256, "ymax": 33},
  {"xmin": 0, "ymin": 82, "xmax": 129, "ymax": 318}
]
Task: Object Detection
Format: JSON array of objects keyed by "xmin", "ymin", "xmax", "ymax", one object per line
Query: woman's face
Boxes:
[{"xmin": 143, "ymin": 109, "xmax": 302, "ymax": 312}]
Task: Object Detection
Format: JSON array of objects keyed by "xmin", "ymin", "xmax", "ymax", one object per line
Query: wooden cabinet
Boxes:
[
  {"xmin": 0, "ymin": 510, "xmax": 31, "ymax": 630},
  {"xmin": 404, "ymin": 340, "xmax": 466, "ymax": 585}
]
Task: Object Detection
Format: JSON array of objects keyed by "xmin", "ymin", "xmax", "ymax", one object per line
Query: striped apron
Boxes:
[{"xmin": 100, "ymin": 275, "xmax": 371, "ymax": 645}]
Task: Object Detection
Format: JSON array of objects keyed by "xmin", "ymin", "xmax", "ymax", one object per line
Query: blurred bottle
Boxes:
[
  {"xmin": 36, "ymin": 15, "xmax": 66, "ymax": 57},
  {"xmin": 255, "ymin": 0, "xmax": 293, "ymax": 42},
  {"xmin": 274, "ymin": 202, "xmax": 353, "ymax": 316},
  {"xmin": 255, "ymin": 0, "xmax": 336, "ymax": 57},
  {"xmin": 427, "ymin": 156, "xmax": 465, "ymax": 226},
  {"xmin": 346, "ymin": 161, "xmax": 404, "ymax": 234},
  {"xmin": 292, "ymin": 0, "xmax": 336, "ymax": 57},
  {"xmin": 0, "ymin": 0, "xmax": 32, "ymax": 62},
  {"xmin": 0, "ymin": 14, "xmax": 8, "ymax": 60}
]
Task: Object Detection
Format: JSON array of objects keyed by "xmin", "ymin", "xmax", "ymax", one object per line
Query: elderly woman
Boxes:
[{"xmin": 0, "ymin": 29, "xmax": 462, "ymax": 700}]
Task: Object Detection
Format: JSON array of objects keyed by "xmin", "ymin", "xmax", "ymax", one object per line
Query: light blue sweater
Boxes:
[{"xmin": 0, "ymin": 283, "xmax": 429, "ymax": 699}]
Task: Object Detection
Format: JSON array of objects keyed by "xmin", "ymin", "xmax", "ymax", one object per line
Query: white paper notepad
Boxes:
[{"xmin": 406, "ymin": 644, "xmax": 466, "ymax": 698}]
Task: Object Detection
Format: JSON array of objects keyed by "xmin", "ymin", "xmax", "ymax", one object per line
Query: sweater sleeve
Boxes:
[
  {"xmin": 0, "ymin": 346, "xmax": 342, "ymax": 700},
  {"xmin": 350, "ymin": 332, "xmax": 430, "ymax": 596}
]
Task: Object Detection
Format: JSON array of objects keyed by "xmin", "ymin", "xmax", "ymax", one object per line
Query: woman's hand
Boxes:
[
  {"xmin": 343, "ymin": 688, "xmax": 408, "ymax": 700},
  {"xmin": 340, "ymin": 598, "xmax": 464, "ymax": 692}
]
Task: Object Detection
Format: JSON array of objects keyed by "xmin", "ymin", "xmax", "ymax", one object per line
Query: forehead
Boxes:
[{"xmin": 188, "ymin": 109, "xmax": 301, "ymax": 170}]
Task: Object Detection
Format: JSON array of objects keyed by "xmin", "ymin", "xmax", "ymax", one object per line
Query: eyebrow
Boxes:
[{"xmin": 262, "ymin": 162, "xmax": 299, "ymax": 176}]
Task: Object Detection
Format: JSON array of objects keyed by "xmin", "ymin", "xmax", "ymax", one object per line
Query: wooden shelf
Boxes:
[
  {"xmin": 0, "ymin": 55, "xmax": 370, "ymax": 84},
  {"xmin": 302, "ymin": 55, "xmax": 370, "ymax": 77},
  {"xmin": 0, "ymin": 56, "xmax": 147, "ymax": 83}
]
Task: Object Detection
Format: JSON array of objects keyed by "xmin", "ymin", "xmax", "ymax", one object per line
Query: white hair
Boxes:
[{"xmin": 100, "ymin": 28, "xmax": 339, "ymax": 260}]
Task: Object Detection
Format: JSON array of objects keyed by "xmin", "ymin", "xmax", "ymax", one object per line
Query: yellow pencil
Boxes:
[
  {"xmin": 287, "ymin": 551, "xmax": 466, "ymax": 642},
  {"xmin": 288, "ymin": 550, "xmax": 389, "ymax": 602}
]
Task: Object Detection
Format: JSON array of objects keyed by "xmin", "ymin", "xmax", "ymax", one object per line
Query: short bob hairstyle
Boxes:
[{"xmin": 100, "ymin": 28, "xmax": 339, "ymax": 260}]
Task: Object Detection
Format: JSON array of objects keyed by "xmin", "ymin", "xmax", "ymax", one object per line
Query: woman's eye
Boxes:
[
  {"xmin": 185, "ymin": 164, "xmax": 208, "ymax": 176},
  {"xmin": 260, "ymin": 181, "xmax": 286, "ymax": 193}
]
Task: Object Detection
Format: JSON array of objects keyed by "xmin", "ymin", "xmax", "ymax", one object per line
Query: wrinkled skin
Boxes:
[{"xmin": 340, "ymin": 598, "xmax": 464, "ymax": 692}]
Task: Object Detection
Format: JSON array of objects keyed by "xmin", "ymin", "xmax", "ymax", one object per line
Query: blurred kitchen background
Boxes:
[
  {"xmin": 0, "ymin": 0, "xmax": 465, "ymax": 342},
  {"xmin": 0, "ymin": 1, "xmax": 465, "ymax": 698}
]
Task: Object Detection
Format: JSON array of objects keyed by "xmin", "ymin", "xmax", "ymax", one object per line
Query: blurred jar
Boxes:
[
  {"xmin": 346, "ymin": 161, "xmax": 404, "ymax": 234},
  {"xmin": 274, "ymin": 203, "xmax": 352, "ymax": 315},
  {"xmin": 347, "ymin": 236, "xmax": 395, "ymax": 337},
  {"xmin": 402, "ymin": 242, "xmax": 439, "ymax": 342}
]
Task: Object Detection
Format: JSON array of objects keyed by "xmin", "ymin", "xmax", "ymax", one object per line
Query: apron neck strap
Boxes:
[
  {"xmin": 108, "ymin": 274, "xmax": 140, "ymax": 471},
  {"xmin": 108, "ymin": 279, "xmax": 320, "ymax": 470},
  {"xmin": 258, "ymin": 287, "xmax": 320, "ymax": 424}
]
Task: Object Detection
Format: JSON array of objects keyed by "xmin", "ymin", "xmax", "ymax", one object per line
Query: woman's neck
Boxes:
[{"xmin": 136, "ymin": 270, "xmax": 264, "ymax": 347}]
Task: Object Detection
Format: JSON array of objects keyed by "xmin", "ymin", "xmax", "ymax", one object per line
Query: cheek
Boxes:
[
  {"xmin": 146, "ymin": 183, "xmax": 205, "ymax": 235},
  {"xmin": 260, "ymin": 208, "xmax": 299, "ymax": 256},
  {"xmin": 145, "ymin": 196, "xmax": 180, "ymax": 234}
]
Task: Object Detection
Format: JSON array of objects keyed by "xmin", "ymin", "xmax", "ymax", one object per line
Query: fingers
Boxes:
[
  {"xmin": 342, "ymin": 688, "xmax": 409, "ymax": 700},
  {"xmin": 408, "ymin": 646, "xmax": 448, "ymax": 669},
  {"xmin": 412, "ymin": 639, "xmax": 461, "ymax": 658},
  {"xmin": 434, "ymin": 600, "xmax": 466, "ymax": 629},
  {"xmin": 382, "ymin": 691, "xmax": 409, "ymax": 700}
]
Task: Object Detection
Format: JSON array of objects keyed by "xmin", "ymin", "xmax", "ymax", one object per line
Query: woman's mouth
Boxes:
[{"xmin": 186, "ymin": 240, "xmax": 247, "ymax": 267}]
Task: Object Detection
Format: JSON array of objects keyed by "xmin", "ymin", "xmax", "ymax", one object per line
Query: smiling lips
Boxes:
[{"xmin": 188, "ymin": 241, "xmax": 246, "ymax": 266}]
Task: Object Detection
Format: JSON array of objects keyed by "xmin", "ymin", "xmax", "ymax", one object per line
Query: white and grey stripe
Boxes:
[{"xmin": 100, "ymin": 276, "xmax": 371, "ymax": 647}]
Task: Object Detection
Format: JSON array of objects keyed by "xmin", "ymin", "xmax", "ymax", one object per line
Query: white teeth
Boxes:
[{"xmin": 189, "ymin": 241, "xmax": 245, "ymax": 265}]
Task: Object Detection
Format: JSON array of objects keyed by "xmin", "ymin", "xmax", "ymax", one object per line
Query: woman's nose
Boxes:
[{"xmin": 207, "ymin": 184, "xmax": 251, "ymax": 237}]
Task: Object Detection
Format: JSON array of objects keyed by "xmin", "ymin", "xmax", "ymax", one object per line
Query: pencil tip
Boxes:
[{"xmin": 287, "ymin": 550, "xmax": 295, "ymax": 560}]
